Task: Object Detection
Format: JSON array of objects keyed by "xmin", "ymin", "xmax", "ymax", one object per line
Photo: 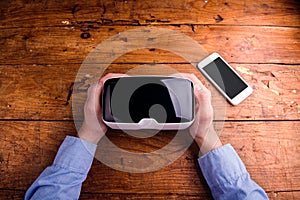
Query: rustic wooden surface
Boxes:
[{"xmin": 0, "ymin": 0, "xmax": 299, "ymax": 199}]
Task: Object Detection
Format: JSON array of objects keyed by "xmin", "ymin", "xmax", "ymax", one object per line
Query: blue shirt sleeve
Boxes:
[
  {"xmin": 198, "ymin": 144, "xmax": 269, "ymax": 200},
  {"xmin": 25, "ymin": 136, "xmax": 97, "ymax": 200}
]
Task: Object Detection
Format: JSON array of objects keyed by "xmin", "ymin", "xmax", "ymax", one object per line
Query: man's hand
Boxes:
[
  {"xmin": 78, "ymin": 82, "xmax": 107, "ymax": 144},
  {"xmin": 78, "ymin": 73, "xmax": 128, "ymax": 144},
  {"xmin": 173, "ymin": 73, "xmax": 222, "ymax": 154}
]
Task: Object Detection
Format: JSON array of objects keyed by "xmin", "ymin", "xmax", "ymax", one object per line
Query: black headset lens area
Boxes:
[{"xmin": 102, "ymin": 76, "xmax": 195, "ymax": 125}]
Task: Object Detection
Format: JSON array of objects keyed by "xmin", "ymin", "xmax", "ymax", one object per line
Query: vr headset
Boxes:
[{"xmin": 102, "ymin": 76, "xmax": 195, "ymax": 130}]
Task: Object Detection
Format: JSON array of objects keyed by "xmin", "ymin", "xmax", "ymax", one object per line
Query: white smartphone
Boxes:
[{"xmin": 197, "ymin": 53, "xmax": 253, "ymax": 105}]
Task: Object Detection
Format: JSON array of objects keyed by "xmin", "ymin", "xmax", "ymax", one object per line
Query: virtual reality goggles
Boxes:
[{"xmin": 102, "ymin": 76, "xmax": 195, "ymax": 130}]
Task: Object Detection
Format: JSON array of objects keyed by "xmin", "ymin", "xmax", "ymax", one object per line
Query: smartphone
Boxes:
[{"xmin": 197, "ymin": 53, "xmax": 253, "ymax": 105}]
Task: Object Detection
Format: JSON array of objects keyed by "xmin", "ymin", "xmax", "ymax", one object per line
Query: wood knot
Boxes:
[
  {"xmin": 81, "ymin": 32, "xmax": 91, "ymax": 39},
  {"xmin": 214, "ymin": 14, "xmax": 224, "ymax": 23}
]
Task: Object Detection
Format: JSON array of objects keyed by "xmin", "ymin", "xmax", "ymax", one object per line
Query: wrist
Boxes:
[
  {"xmin": 78, "ymin": 125, "xmax": 104, "ymax": 145},
  {"xmin": 78, "ymin": 134, "xmax": 100, "ymax": 145},
  {"xmin": 195, "ymin": 126, "xmax": 222, "ymax": 155},
  {"xmin": 194, "ymin": 125, "xmax": 215, "ymax": 147}
]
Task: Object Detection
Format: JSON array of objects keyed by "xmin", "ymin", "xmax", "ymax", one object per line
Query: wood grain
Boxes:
[
  {"xmin": 0, "ymin": 0, "xmax": 299, "ymax": 28},
  {"xmin": 267, "ymin": 191, "xmax": 300, "ymax": 200},
  {"xmin": 0, "ymin": 26, "xmax": 299, "ymax": 65},
  {"xmin": 1, "ymin": 190, "xmax": 299, "ymax": 200},
  {"xmin": 1, "ymin": 0, "xmax": 299, "ymax": 198},
  {"xmin": 0, "ymin": 121, "xmax": 299, "ymax": 194},
  {"xmin": 0, "ymin": 64, "xmax": 299, "ymax": 121}
]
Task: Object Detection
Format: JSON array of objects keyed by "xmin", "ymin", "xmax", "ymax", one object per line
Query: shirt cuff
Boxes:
[
  {"xmin": 79, "ymin": 137, "xmax": 98, "ymax": 156},
  {"xmin": 53, "ymin": 136, "xmax": 97, "ymax": 174},
  {"xmin": 198, "ymin": 144, "xmax": 247, "ymax": 190}
]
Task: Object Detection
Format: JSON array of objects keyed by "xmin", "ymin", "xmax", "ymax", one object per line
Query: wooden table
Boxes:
[{"xmin": 0, "ymin": 0, "xmax": 299, "ymax": 199}]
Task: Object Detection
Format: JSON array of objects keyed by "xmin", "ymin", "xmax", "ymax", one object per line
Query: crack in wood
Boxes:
[
  {"xmin": 65, "ymin": 82, "xmax": 74, "ymax": 105},
  {"xmin": 190, "ymin": 24, "xmax": 195, "ymax": 32},
  {"xmin": 0, "ymin": 152, "xmax": 4, "ymax": 163},
  {"xmin": 102, "ymin": 4, "xmax": 107, "ymax": 15},
  {"xmin": 145, "ymin": 19, "xmax": 171, "ymax": 23},
  {"xmin": 72, "ymin": 4, "xmax": 81, "ymax": 15}
]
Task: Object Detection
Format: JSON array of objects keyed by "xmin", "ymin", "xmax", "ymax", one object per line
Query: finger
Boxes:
[
  {"xmin": 191, "ymin": 85, "xmax": 213, "ymax": 128},
  {"xmin": 94, "ymin": 82, "xmax": 102, "ymax": 111},
  {"xmin": 86, "ymin": 84, "xmax": 97, "ymax": 104},
  {"xmin": 86, "ymin": 84, "xmax": 107, "ymax": 128},
  {"xmin": 94, "ymin": 83, "xmax": 106, "ymax": 125},
  {"xmin": 172, "ymin": 73, "xmax": 211, "ymax": 108},
  {"xmin": 199, "ymin": 99, "xmax": 213, "ymax": 120},
  {"xmin": 171, "ymin": 72, "xmax": 212, "ymax": 120},
  {"xmin": 99, "ymin": 73, "xmax": 129, "ymax": 85},
  {"xmin": 170, "ymin": 72, "xmax": 194, "ymax": 81},
  {"xmin": 182, "ymin": 73, "xmax": 207, "ymax": 91},
  {"xmin": 194, "ymin": 87, "xmax": 212, "ymax": 114},
  {"xmin": 96, "ymin": 83, "xmax": 108, "ymax": 132},
  {"xmin": 171, "ymin": 73, "xmax": 209, "ymax": 93}
]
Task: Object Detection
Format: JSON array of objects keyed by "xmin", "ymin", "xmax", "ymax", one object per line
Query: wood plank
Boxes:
[
  {"xmin": 220, "ymin": 122, "xmax": 300, "ymax": 193},
  {"xmin": 0, "ymin": 26, "xmax": 299, "ymax": 65},
  {"xmin": 0, "ymin": 189, "xmax": 212, "ymax": 200},
  {"xmin": 0, "ymin": 65, "xmax": 76, "ymax": 120},
  {"xmin": 79, "ymin": 193, "xmax": 212, "ymax": 200},
  {"xmin": 0, "ymin": 64, "xmax": 299, "ymax": 121},
  {"xmin": 0, "ymin": 122, "xmax": 75, "ymax": 190},
  {"xmin": 0, "ymin": 0, "xmax": 299, "ymax": 28},
  {"xmin": 0, "ymin": 190, "xmax": 24, "ymax": 200},
  {"xmin": 268, "ymin": 191, "xmax": 300, "ymax": 200},
  {"xmin": 1, "ymin": 190, "xmax": 299, "ymax": 200},
  {"xmin": 0, "ymin": 121, "xmax": 299, "ymax": 193}
]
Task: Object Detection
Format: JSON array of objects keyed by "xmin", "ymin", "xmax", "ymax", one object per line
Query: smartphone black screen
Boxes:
[
  {"xmin": 102, "ymin": 77, "xmax": 194, "ymax": 123},
  {"xmin": 203, "ymin": 58, "xmax": 247, "ymax": 99}
]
